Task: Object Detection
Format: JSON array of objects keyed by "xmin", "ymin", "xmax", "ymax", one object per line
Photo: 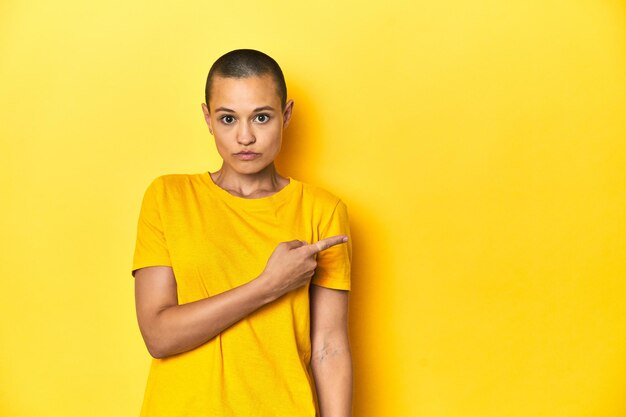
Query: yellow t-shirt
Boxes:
[{"xmin": 131, "ymin": 172, "xmax": 352, "ymax": 417}]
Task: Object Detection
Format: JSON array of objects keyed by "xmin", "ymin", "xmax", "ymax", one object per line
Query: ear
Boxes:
[
  {"xmin": 282, "ymin": 99, "xmax": 295, "ymax": 129},
  {"xmin": 201, "ymin": 103, "xmax": 213, "ymax": 135}
]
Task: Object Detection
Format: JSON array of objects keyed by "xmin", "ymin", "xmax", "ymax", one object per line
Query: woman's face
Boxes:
[{"xmin": 202, "ymin": 74, "xmax": 294, "ymax": 176}]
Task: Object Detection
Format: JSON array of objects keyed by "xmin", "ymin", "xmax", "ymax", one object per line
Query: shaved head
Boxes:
[{"xmin": 205, "ymin": 49, "xmax": 287, "ymax": 111}]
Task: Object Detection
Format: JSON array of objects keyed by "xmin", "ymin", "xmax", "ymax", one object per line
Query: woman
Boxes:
[{"xmin": 131, "ymin": 49, "xmax": 353, "ymax": 417}]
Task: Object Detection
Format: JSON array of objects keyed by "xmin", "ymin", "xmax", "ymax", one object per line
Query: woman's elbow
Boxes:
[
  {"xmin": 146, "ymin": 340, "xmax": 166, "ymax": 359},
  {"xmin": 140, "ymin": 329, "xmax": 165, "ymax": 359},
  {"xmin": 139, "ymin": 314, "xmax": 173, "ymax": 359}
]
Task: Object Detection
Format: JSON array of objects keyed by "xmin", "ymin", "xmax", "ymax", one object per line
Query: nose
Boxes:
[{"xmin": 236, "ymin": 121, "xmax": 256, "ymax": 146}]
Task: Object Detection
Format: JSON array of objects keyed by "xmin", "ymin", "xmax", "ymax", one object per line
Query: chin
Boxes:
[{"xmin": 233, "ymin": 161, "xmax": 271, "ymax": 176}]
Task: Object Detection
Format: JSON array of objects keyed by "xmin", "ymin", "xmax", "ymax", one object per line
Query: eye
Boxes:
[
  {"xmin": 254, "ymin": 114, "xmax": 270, "ymax": 123},
  {"xmin": 220, "ymin": 115, "xmax": 236, "ymax": 124}
]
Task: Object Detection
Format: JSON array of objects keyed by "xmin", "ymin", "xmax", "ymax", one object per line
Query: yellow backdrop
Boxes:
[{"xmin": 1, "ymin": 1, "xmax": 625, "ymax": 416}]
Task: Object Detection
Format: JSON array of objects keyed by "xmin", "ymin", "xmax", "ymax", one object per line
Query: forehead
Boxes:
[{"xmin": 209, "ymin": 75, "xmax": 281, "ymax": 111}]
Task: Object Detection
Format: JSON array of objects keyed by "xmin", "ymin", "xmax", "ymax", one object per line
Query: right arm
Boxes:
[{"xmin": 134, "ymin": 236, "xmax": 348, "ymax": 359}]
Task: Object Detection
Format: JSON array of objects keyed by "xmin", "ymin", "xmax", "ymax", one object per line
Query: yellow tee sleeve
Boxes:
[
  {"xmin": 131, "ymin": 177, "xmax": 172, "ymax": 277},
  {"xmin": 311, "ymin": 199, "xmax": 352, "ymax": 291}
]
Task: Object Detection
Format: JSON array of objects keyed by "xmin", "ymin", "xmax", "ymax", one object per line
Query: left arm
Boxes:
[{"xmin": 310, "ymin": 284, "xmax": 353, "ymax": 417}]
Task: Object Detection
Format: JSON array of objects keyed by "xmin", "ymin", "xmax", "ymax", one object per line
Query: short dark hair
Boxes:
[{"xmin": 205, "ymin": 49, "xmax": 287, "ymax": 110}]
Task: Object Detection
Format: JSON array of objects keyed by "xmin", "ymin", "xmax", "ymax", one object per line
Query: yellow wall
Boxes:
[{"xmin": 1, "ymin": 1, "xmax": 625, "ymax": 416}]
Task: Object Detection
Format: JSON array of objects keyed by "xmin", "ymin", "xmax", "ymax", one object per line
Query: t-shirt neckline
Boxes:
[{"xmin": 200, "ymin": 171, "xmax": 299, "ymax": 208}]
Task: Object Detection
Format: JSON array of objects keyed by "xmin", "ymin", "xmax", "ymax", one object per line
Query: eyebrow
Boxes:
[
  {"xmin": 252, "ymin": 106, "xmax": 276, "ymax": 112},
  {"xmin": 214, "ymin": 106, "xmax": 276, "ymax": 113}
]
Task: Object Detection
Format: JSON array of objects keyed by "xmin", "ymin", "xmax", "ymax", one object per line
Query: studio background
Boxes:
[{"xmin": 1, "ymin": 1, "xmax": 625, "ymax": 416}]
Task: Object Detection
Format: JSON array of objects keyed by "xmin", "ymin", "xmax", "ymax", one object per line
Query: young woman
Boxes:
[{"xmin": 131, "ymin": 49, "xmax": 353, "ymax": 417}]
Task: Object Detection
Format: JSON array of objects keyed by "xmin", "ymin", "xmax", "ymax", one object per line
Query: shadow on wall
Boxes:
[
  {"xmin": 275, "ymin": 81, "xmax": 323, "ymax": 182},
  {"xmin": 349, "ymin": 210, "xmax": 387, "ymax": 417}
]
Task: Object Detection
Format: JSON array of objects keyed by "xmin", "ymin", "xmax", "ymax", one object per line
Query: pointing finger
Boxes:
[{"xmin": 306, "ymin": 235, "xmax": 349, "ymax": 254}]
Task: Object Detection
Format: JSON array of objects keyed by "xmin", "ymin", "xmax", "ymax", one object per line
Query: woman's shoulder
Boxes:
[
  {"xmin": 151, "ymin": 172, "xmax": 197, "ymax": 183},
  {"xmin": 142, "ymin": 173, "xmax": 204, "ymax": 196}
]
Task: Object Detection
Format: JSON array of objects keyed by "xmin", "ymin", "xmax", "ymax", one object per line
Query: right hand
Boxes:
[{"xmin": 260, "ymin": 235, "xmax": 349, "ymax": 296}]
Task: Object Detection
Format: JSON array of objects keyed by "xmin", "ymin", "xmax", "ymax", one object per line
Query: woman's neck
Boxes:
[{"xmin": 209, "ymin": 163, "xmax": 290, "ymax": 198}]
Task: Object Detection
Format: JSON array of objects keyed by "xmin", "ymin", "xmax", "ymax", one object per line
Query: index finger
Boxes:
[{"xmin": 306, "ymin": 235, "xmax": 349, "ymax": 254}]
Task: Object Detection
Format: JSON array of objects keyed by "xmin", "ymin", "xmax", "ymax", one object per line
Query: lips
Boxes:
[{"xmin": 234, "ymin": 151, "xmax": 260, "ymax": 160}]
